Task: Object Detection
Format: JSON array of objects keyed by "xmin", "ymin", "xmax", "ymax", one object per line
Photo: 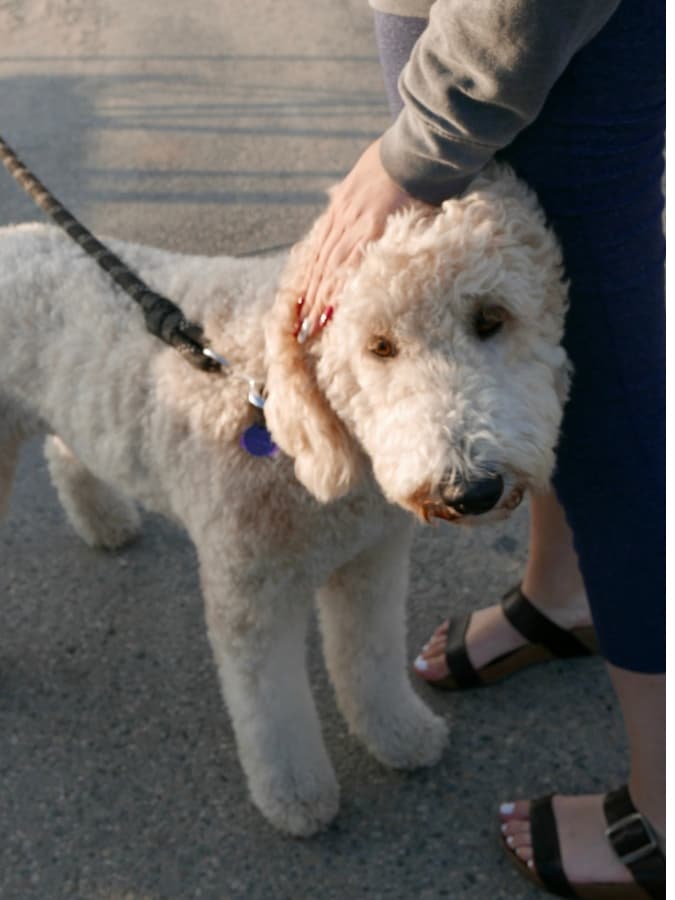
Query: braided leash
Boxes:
[
  {"xmin": 0, "ymin": 135, "xmax": 279, "ymax": 455},
  {"xmin": 0, "ymin": 135, "xmax": 223, "ymax": 373}
]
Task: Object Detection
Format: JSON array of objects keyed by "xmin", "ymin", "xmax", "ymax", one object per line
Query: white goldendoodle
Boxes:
[{"xmin": 0, "ymin": 164, "xmax": 569, "ymax": 835}]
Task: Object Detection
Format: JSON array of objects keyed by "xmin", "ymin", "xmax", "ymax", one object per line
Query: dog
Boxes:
[{"xmin": 0, "ymin": 163, "xmax": 569, "ymax": 836}]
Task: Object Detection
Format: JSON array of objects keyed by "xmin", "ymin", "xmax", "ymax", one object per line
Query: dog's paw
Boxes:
[
  {"xmin": 79, "ymin": 504, "xmax": 142, "ymax": 551},
  {"xmin": 359, "ymin": 701, "xmax": 448, "ymax": 771},
  {"xmin": 250, "ymin": 769, "xmax": 340, "ymax": 837}
]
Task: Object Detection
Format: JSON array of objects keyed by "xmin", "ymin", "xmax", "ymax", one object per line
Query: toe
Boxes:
[
  {"xmin": 424, "ymin": 620, "xmax": 449, "ymax": 648},
  {"xmin": 413, "ymin": 649, "xmax": 448, "ymax": 681},
  {"xmin": 502, "ymin": 820, "xmax": 531, "ymax": 838},
  {"xmin": 502, "ymin": 815, "xmax": 534, "ymax": 865},
  {"xmin": 514, "ymin": 843, "xmax": 534, "ymax": 864},
  {"xmin": 499, "ymin": 799, "xmax": 531, "ymax": 822},
  {"xmin": 508, "ymin": 829, "xmax": 533, "ymax": 852},
  {"xmin": 423, "ymin": 631, "xmax": 447, "ymax": 658},
  {"xmin": 414, "ymin": 621, "xmax": 450, "ymax": 682}
]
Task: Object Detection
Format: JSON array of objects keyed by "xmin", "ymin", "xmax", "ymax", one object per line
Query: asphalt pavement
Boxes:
[{"xmin": 0, "ymin": 2, "xmax": 626, "ymax": 898}]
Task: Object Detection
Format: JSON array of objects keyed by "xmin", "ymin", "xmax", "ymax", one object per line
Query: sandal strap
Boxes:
[
  {"xmin": 604, "ymin": 786, "xmax": 665, "ymax": 899},
  {"xmin": 444, "ymin": 614, "xmax": 482, "ymax": 688},
  {"xmin": 529, "ymin": 795, "xmax": 577, "ymax": 897},
  {"xmin": 501, "ymin": 586, "xmax": 594, "ymax": 658}
]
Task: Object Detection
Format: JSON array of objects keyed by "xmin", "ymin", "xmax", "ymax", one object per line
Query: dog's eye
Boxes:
[
  {"xmin": 473, "ymin": 305, "xmax": 508, "ymax": 340},
  {"xmin": 369, "ymin": 336, "xmax": 397, "ymax": 358}
]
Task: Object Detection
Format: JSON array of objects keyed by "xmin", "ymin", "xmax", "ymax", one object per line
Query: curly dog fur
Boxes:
[{"xmin": 0, "ymin": 164, "xmax": 569, "ymax": 835}]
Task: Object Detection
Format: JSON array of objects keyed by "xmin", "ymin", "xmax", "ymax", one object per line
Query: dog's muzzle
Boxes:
[{"xmin": 411, "ymin": 471, "xmax": 524, "ymax": 523}]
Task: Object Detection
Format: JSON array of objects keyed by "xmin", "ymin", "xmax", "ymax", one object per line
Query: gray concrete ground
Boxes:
[{"xmin": 0, "ymin": 2, "xmax": 625, "ymax": 898}]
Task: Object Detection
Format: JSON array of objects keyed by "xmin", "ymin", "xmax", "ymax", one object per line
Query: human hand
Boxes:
[{"xmin": 295, "ymin": 137, "xmax": 433, "ymax": 342}]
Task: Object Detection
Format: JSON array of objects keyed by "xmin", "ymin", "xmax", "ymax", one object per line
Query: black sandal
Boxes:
[
  {"xmin": 501, "ymin": 785, "xmax": 665, "ymax": 898},
  {"xmin": 421, "ymin": 585, "xmax": 599, "ymax": 690}
]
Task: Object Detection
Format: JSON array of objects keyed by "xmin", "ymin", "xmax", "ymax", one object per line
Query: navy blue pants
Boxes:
[{"xmin": 375, "ymin": 0, "xmax": 665, "ymax": 673}]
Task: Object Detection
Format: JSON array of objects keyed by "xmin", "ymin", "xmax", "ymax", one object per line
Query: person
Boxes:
[{"xmin": 294, "ymin": 1, "xmax": 665, "ymax": 896}]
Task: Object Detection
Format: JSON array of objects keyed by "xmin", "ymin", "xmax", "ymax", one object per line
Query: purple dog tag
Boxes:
[{"xmin": 240, "ymin": 423, "xmax": 278, "ymax": 457}]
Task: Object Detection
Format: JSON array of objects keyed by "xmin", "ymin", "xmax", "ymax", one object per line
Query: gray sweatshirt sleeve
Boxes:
[{"xmin": 379, "ymin": 0, "xmax": 621, "ymax": 203}]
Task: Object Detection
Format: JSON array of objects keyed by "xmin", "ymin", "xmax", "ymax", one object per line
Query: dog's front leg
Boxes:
[
  {"xmin": 317, "ymin": 521, "xmax": 448, "ymax": 770},
  {"xmin": 198, "ymin": 552, "xmax": 338, "ymax": 837}
]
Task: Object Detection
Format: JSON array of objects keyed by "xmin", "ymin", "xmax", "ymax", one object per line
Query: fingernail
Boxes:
[
  {"xmin": 413, "ymin": 655, "xmax": 428, "ymax": 672},
  {"xmin": 500, "ymin": 802, "xmax": 515, "ymax": 815},
  {"xmin": 527, "ymin": 860, "xmax": 534, "ymax": 870},
  {"xmin": 500, "ymin": 824, "xmax": 509, "ymax": 834},
  {"xmin": 296, "ymin": 295, "xmax": 305, "ymax": 315},
  {"xmin": 318, "ymin": 305, "xmax": 334, "ymax": 329},
  {"xmin": 296, "ymin": 318, "xmax": 312, "ymax": 344},
  {"xmin": 506, "ymin": 836, "xmax": 514, "ymax": 847}
]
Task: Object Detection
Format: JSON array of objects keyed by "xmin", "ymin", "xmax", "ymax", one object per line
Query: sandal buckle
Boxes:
[{"xmin": 605, "ymin": 811, "xmax": 660, "ymax": 866}]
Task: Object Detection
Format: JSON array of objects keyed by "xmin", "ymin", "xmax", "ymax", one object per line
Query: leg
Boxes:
[
  {"xmin": 317, "ymin": 522, "xmax": 447, "ymax": 769},
  {"xmin": 613, "ymin": 667, "xmax": 665, "ymax": 836},
  {"xmin": 0, "ymin": 431, "xmax": 20, "ymax": 520},
  {"xmin": 501, "ymin": 665, "xmax": 665, "ymax": 884},
  {"xmin": 45, "ymin": 435, "xmax": 141, "ymax": 549},
  {"xmin": 497, "ymin": 0, "xmax": 665, "ymax": 887},
  {"xmin": 0, "ymin": 397, "xmax": 29, "ymax": 520},
  {"xmin": 197, "ymin": 544, "xmax": 338, "ymax": 836}
]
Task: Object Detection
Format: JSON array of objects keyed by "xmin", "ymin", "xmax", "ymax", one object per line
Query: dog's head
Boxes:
[{"xmin": 264, "ymin": 164, "xmax": 570, "ymax": 523}]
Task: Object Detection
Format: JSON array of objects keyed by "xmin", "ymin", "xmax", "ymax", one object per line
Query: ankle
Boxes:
[
  {"xmin": 520, "ymin": 570, "xmax": 590, "ymax": 629},
  {"xmin": 627, "ymin": 781, "xmax": 666, "ymax": 841}
]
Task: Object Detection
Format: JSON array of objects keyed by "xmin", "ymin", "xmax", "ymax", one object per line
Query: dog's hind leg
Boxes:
[
  {"xmin": 0, "ymin": 397, "xmax": 30, "ymax": 520},
  {"xmin": 45, "ymin": 436, "xmax": 141, "ymax": 549},
  {"xmin": 0, "ymin": 433, "xmax": 20, "ymax": 521},
  {"xmin": 317, "ymin": 520, "xmax": 448, "ymax": 770},
  {"xmin": 197, "ymin": 548, "xmax": 339, "ymax": 836}
]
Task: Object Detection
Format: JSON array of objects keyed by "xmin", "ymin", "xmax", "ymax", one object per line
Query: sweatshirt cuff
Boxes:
[{"xmin": 379, "ymin": 108, "xmax": 489, "ymax": 205}]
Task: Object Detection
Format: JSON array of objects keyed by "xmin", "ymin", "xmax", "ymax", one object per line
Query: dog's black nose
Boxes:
[{"xmin": 442, "ymin": 473, "xmax": 504, "ymax": 516}]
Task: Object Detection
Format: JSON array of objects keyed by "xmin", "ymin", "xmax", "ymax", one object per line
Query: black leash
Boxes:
[{"xmin": 0, "ymin": 135, "xmax": 224, "ymax": 374}]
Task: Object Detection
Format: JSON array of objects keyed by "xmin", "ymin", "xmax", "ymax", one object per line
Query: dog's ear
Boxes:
[{"xmin": 263, "ymin": 227, "xmax": 364, "ymax": 503}]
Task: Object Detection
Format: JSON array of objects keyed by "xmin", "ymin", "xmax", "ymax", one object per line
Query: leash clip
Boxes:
[
  {"xmin": 202, "ymin": 347, "xmax": 230, "ymax": 370},
  {"xmin": 203, "ymin": 347, "xmax": 266, "ymax": 411}
]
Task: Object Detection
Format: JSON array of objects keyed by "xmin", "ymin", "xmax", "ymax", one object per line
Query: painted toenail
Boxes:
[
  {"xmin": 500, "ymin": 802, "xmax": 515, "ymax": 815},
  {"xmin": 414, "ymin": 656, "xmax": 429, "ymax": 672}
]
